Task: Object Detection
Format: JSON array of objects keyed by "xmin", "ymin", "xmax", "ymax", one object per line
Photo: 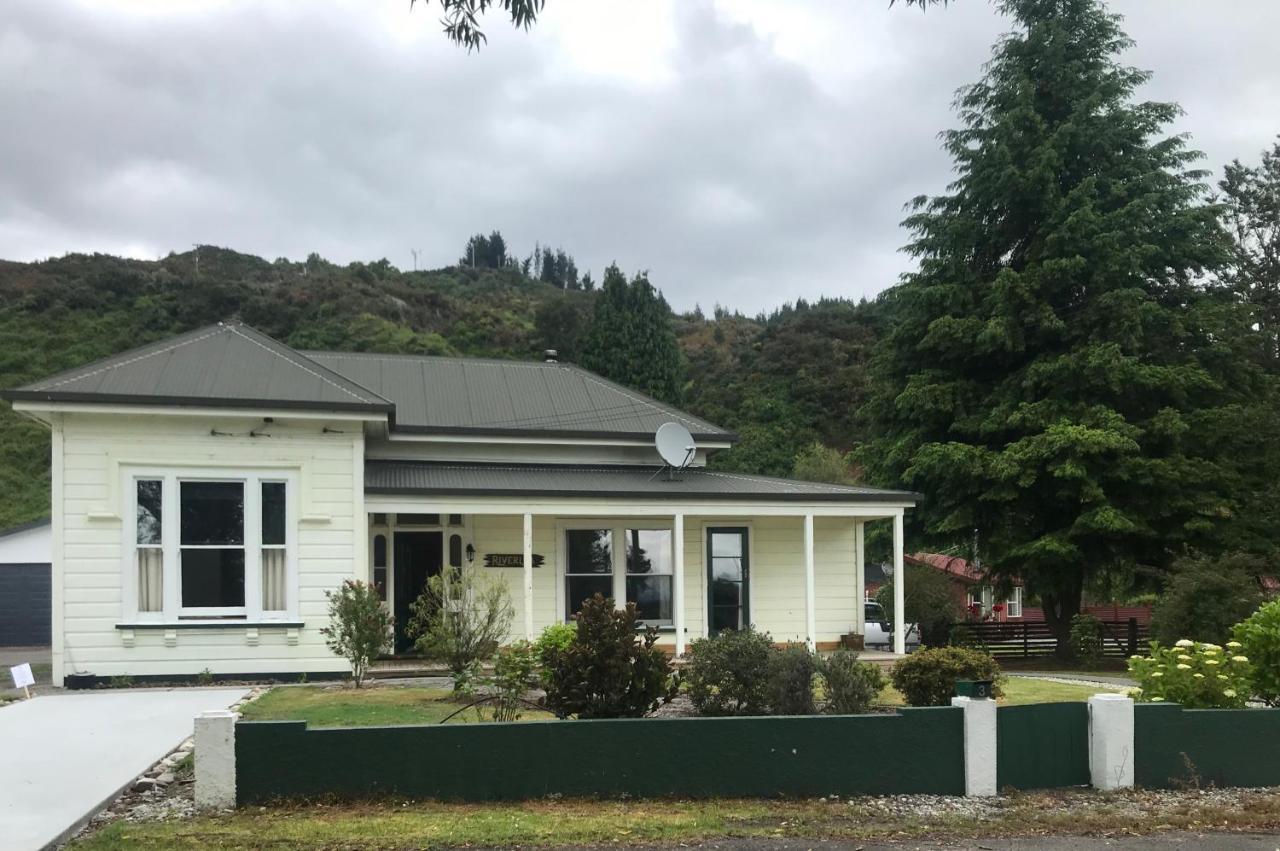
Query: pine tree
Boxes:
[
  {"xmin": 579, "ymin": 264, "xmax": 685, "ymax": 405},
  {"xmin": 1221, "ymin": 138, "xmax": 1280, "ymax": 370},
  {"xmin": 862, "ymin": 0, "xmax": 1254, "ymax": 655}
]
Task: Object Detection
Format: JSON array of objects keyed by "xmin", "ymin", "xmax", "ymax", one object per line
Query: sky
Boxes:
[{"xmin": 2, "ymin": 1, "xmax": 1279, "ymax": 314}]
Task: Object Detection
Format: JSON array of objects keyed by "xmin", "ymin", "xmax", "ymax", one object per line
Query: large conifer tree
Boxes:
[
  {"xmin": 864, "ymin": 0, "xmax": 1255, "ymax": 653},
  {"xmin": 579, "ymin": 264, "xmax": 685, "ymax": 405}
]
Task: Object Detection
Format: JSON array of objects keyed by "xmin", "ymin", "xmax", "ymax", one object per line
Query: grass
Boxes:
[
  {"xmin": 876, "ymin": 676, "xmax": 1124, "ymax": 707},
  {"xmin": 71, "ymin": 788, "xmax": 1280, "ymax": 849},
  {"xmin": 239, "ymin": 686, "xmax": 556, "ymax": 727}
]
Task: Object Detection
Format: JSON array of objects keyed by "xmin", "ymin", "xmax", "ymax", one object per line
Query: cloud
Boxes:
[{"xmin": 1, "ymin": 0, "xmax": 1277, "ymax": 313}]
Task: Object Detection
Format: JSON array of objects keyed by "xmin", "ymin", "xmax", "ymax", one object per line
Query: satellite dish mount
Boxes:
[{"xmin": 653, "ymin": 422, "xmax": 697, "ymax": 481}]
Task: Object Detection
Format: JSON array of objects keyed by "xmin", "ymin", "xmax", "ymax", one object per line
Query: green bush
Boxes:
[
  {"xmin": 487, "ymin": 641, "xmax": 539, "ymax": 722},
  {"xmin": 1150, "ymin": 552, "xmax": 1265, "ymax": 646},
  {"xmin": 407, "ymin": 566, "xmax": 514, "ymax": 692},
  {"xmin": 1233, "ymin": 598, "xmax": 1280, "ymax": 706},
  {"xmin": 1070, "ymin": 613, "xmax": 1105, "ymax": 666},
  {"xmin": 818, "ymin": 650, "xmax": 885, "ymax": 715},
  {"xmin": 542, "ymin": 594, "xmax": 678, "ymax": 719},
  {"xmin": 320, "ymin": 579, "xmax": 393, "ymax": 688},
  {"xmin": 685, "ymin": 627, "xmax": 774, "ymax": 716},
  {"xmin": 889, "ymin": 646, "xmax": 1003, "ymax": 707},
  {"xmin": 766, "ymin": 644, "xmax": 817, "ymax": 715},
  {"xmin": 1128, "ymin": 640, "xmax": 1252, "ymax": 708},
  {"xmin": 534, "ymin": 623, "xmax": 577, "ymax": 686},
  {"xmin": 876, "ymin": 563, "xmax": 964, "ymax": 647}
]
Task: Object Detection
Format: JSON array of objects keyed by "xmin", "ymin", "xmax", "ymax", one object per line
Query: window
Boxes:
[
  {"xmin": 564, "ymin": 529, "xmax": 613, "ymax": 619},
  {"xmin": 136, "ymin": 480, "xmax": 163, "ymax": 613},
  {"xmin": 448, "ymin": 514, "xmax": 464, "ymax": 527},
  {"xmin": 180, "ymin": 481, "xmax": 246, "ymax": 613},
  {"xmin": 373, "ymin": 534, "xmax": 388, "ymax": 601},
  {"xmin": 449, "ymin": 533, "xmax": 463, "ymax": 568},
  {"xmin": 707, "ymin": 528, "xmax": 748, "ymax": 635},
  {"xmin": 625, "ymin": 529, "xmax": 673, "ymax": 624},
  {"xmin": 397, "ymin": 513, "xmax": 439, "ymax": 526},
  {"xmin": 1007, "ymin": 586, "xmax": 1023, "ymax": 619},
  {"xmin": 126, "ymin": 470, "xmax": 294, "ymax": 622}
]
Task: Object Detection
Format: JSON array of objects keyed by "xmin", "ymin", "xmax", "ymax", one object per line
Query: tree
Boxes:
[
  {"xmin": 1220, "ymin": 138, "xmax": 1280, "ymax": 369},
  {"xmin": 862, "ymin": 0, "xmax": 1253, "ymax": 657},
  {"xmin": 579, "ymin": 263, "xmax": 685, "ymax": 404},
  {"xmin": 320, "ymin": 580, "xmax": 393, "ymax": 688},
  {"xmin": 792, "ymin": 441, "xmax": 858, "ymax": 485},
  {"xmin": 459, "ymin": 230, "xmax": 512, "ymax": 269},
  {"xmin": 1149, "ymin": 551, "xmax": 1266, "ymax": 646},
  {"xmin": 875, "ymin": 563, "xmax": 962, "ymax": 647},
  {"xmin": 407, "ymin": 566, "xmax": 514, "ymax": 691}
]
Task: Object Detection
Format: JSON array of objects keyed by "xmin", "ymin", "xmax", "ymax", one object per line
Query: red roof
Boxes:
[{"xmin": 906, "ymin": 552, "xmax": 1023, "ymax": 587}]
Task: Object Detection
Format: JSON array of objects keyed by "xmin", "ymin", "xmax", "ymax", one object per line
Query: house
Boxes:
[
  {"xmin": 1, "ymin": 322, "xmax": 919, "ymax": 686},
  {"xmin": 903, "ymin": 553, "xmax": 1025, "ymax": 622},
  {"xmin": 0, "ymin": 518, "xmax": 52, "ymax": 645}
]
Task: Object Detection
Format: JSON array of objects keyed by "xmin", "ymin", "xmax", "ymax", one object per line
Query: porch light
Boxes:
[{"xmin": 465, "ymin": 543, "xmax": 475, "ymax": 563}]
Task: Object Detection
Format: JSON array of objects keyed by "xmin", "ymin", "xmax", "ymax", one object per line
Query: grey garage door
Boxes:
[{"xmin": 0, "ymin": 563, "xmax": 51, "ymax": 645}]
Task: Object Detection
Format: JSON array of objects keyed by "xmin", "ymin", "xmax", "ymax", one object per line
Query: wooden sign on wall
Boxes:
[{"xmin": 483, "ymin": 553, "xmax": 546, "ymax": 568}]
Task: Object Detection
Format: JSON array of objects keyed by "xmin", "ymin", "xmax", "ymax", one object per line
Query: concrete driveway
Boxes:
[{"xmin": 0, "ymin": 687, "xmax": 248, "ymax": 851}]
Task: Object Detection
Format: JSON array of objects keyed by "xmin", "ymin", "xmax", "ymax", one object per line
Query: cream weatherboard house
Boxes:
[{"xmin": 3, "ymin": 322, "xmax": 918, "ymax": 686}]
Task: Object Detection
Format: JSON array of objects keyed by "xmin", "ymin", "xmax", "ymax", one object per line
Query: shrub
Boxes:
[
  {"xmin": 876, "ymin": 563, "xmax": 964, "ymax": 647},
  {"xmin": 685, "ymin": 627, "xmax": 774, "ymax": 716},
  {"xmin": 890, "ymin": 646, "xmax": 1003, "ymax": 707},
  {"xmin": 1070, "ymin": 613, "xmax": 1105, "ymax": 666},
  {"xmin": 487, "ymin": 641, "xmax": 539, "ymax": 722},
  {"xmin": 1150, "ymin": 552, "xmax": 1265, "ymax": 645},
  {"xmin": 534, "ymin": 622, "xmax": 577, "ymax": 686},
  {"xmin": 1128, "ymin": 640, "xmax": 1252, "ymax": 709},
  {"xmin": 766, "ymin": 644, "xmax": 818, "ymax": 715},
  {"xmin": 542, "ymin": 594, "xmax": 678, "ymax": 719},
  {"xmin": 321, "ymin": 579, "xmax": 393, "ymax": 688},
  {"xmin": 407, "ymin": 567, "xmax": 514, "ymax": 692},
  {"xmin": 1233, "ymin": 598, "xmax": 1280, "ymax": 706},
  {"xmin": 818, "ymin": 650, "xmax": 885, "ymax": 715}
]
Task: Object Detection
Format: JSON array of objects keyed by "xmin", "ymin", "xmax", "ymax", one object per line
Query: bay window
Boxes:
[
  {"xmin": 562, "ymin": 524, "xmax": 673, "ymax": 626},
  {"xmin": 126, "ymin": 469, "xmax": 296, "ymax": 623}
]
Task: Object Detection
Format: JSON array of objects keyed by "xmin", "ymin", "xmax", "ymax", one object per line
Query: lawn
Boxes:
[
  {"xmin": 70, "ymin": 788, "xmax": 1280, "ymax": 850},
  {"xmin": 877, "ymin": 675, "xmax": 1121, "ymax": 707},
  {"xmin": 239, "ymin": 685, "xmax": 556, "ymax": 727}
]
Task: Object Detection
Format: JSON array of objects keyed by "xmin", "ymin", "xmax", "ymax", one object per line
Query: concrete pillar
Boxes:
[
  {"xmin": 522, "ymin": 513, "xmax": 534, "ymax": 640},
  {"xmin": 1089, "ymin": 693, "xmax": 1135, "ymax": 791},
  {"xmin": 951, "ymin": 696, "xmax": 997, "ymax": 796},
  {"xmin": 892, "ymin": 512, "xmax": 906, "ymax": 655},
  {"xmin": 194, "ymin": 709, "xmax": 237, "ymax": 810},
  {"xmin": 673, "ymin": 513, "xmax": 686, "ymax": 657}
]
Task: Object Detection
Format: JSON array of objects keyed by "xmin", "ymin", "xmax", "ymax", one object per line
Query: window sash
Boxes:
[{"xmin": 560, "ymin": 523, "xmax": 675, "ymax": 625}]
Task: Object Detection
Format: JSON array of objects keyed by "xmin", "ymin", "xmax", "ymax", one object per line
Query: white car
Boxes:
[{"xmin": 862, "ymin": 600, "xmax": 920, "ymax": 650}]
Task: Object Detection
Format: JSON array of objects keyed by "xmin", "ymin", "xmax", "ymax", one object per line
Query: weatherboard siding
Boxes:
[{"xmin": 55, "ymin": 413, "xmax": 362, "ymax": 684}]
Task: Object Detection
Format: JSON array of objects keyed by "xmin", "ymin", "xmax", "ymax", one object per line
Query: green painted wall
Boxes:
[
  {"xmin": 236, "ymin": 709, "xmax": 965, "ymax": 804},
  {"xmin": 996, "ymin": 702, "xmax": 1089, "ymax": 790},
  {"xmin": 1135, "ymin": 704, "xmax": 1280, "ymax": 789}
]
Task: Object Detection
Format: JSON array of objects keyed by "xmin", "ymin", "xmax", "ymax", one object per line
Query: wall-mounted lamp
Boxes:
[{"xmin": 465, "ymin": 543, "xmax": 476, "ymax": 563}]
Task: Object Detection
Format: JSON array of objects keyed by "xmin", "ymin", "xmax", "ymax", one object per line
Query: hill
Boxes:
[{"xmin": 0, "ymin": 247, "xmax": 880, "ymax": 529}]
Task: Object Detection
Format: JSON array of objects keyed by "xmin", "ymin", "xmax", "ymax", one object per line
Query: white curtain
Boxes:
[
  {"xmin": 262, "ymin": 548, "xmax": 287, "ymax": 611},
  {"xmin": 137, "ymin": 548, "xmax": 163, "ymax": 612}
]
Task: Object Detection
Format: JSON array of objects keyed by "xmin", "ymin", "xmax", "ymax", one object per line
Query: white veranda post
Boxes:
[
  {"xmin": 523, "ymin": 513, "xmax": 534, "ymax": 640},
  {"xmin": 803, "ymin": 514, "xmax": 816, "ymax": 652},
  {"xmin": 893, "ymin": 511, "xmax": 906, "ymax": 655},
  {"xmin": 673, "ymin": 513, "xmax": 686, "ymax": 657}
]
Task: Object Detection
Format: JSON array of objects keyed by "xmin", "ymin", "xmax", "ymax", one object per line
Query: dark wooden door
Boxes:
[{"xmin": 393, "ymin": 531, "xmax": 442, "ymax": 654}]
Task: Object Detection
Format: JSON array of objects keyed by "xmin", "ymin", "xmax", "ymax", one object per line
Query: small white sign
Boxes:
[{"xmin": 10, "ymin": 662, "xmax": 34, "ymax": 690}]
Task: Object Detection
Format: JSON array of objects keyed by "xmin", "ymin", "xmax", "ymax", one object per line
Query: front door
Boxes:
[
  {"xmin": 393, "ymin": 531, "xmax": 442, "ymax": 654},
  {"xmin": 707, "ymin": 527, "xmax": 749, "ymax": 636}
]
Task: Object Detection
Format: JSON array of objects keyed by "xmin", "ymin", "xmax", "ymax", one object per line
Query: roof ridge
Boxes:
[
  {"xmin": 225, "ymin": 325, "xmax": 388, "ymax": 406},
  {"xmin": 565, "ymin": 366, "xmax": 714, "ymax": 433},
  {"xmin": 303, "ymin": 350, "xmax": 548, "ymax": 367}
]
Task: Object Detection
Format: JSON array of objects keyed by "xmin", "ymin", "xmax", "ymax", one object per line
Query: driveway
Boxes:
[{"xmin": 0, "ymin": 687, "xmax": 248, "ymax": 851}]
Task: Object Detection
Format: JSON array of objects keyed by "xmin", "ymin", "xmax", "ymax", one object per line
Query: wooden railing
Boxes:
[{"xmin": 949, "ymin": 618, "xmax": 1148, "ymax": 658}]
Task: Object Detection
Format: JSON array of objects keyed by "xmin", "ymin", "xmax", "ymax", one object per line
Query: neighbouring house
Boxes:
[
  {"xmin": 2, "ymin": 322, "xmax": 920, "ymax": 685},
  {"xmin": 903, "ymin": 553, "xmax": 1025, "ymax": 622},
  {"xmin": 0, "ymin": 518, "xmax": 52, "ymax": 645}
]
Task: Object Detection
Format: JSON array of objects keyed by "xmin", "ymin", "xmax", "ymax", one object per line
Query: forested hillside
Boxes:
[{"xmin": 0, "ymin": 246, "xmax": 879, "ymax": 529}]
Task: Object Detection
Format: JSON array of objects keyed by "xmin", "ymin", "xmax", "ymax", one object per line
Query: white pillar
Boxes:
[
  {"xmin": 1089, "ymin": 693, "xmax": 1135, "ymax": 790},
  {"xmin": 673, "ymin": 513, "xmax": 686, "ymax": 657},
  {"xmin": 893, "ymin": 512, "xmax": 906, "ymax": 655},
  {"xmin": 194, "ymin": 709, "xmax": 237, "ymax": 810},
  {"xmin": 803, "ymin": 514, "xmax": 816, "ymax": 651},
  {"xmin": 951, "ymin": 696, "xmax": 997, "ymax": 797},
  {"xmin": 522, "ymin": 513, "xmax": 534, "ymax": 641},
  {"xmin": 854, "ymin": 520, "xmax": 866, "ymax": 634}
]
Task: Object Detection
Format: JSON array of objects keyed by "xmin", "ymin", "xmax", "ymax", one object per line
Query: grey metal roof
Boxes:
[
  {"xmin": 0, "ymin": 517, "xmax": 49, "ymax": 539},
  {"xmin": 365, "ymin": 461, "xmax": 919, "ymax": 504},
  {"xmin": 3, "ymin": 323, "xmax": 393, "ymax": 415},
  {"xmin": 303, "ymin": 350, "xmax": 733, "ymax": 441}
]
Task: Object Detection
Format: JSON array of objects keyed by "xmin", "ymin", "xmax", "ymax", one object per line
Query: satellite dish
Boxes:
[{"xmin": 655, "ymin": 422, "xmax": 696, "ymax": 469}]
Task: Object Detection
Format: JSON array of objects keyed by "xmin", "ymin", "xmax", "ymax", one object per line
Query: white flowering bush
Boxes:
[{"xmin": 1127, "ymin": 639, "xmax": 1253, "ymax": 709}]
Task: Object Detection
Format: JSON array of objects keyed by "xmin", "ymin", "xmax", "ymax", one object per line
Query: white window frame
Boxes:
[
  {"xmin": 555, "ymin": 519, "xmax": 675, "ymax": 627},
  {"xmin": 122, "ymin": 467, "xmax": 298, "ymax": 624},
  {"xmin": 1006, "ymin": 586, "xmax": 1023, "ymax": 618}
]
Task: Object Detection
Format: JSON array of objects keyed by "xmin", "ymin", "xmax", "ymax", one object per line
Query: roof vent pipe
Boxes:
[{"xmin": 543, "ymin": 349, "xmax": 559, "ymax": 363}]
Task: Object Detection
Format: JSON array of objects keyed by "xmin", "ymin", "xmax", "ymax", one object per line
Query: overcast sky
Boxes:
[{"xmin": 2, "ymin": 1, "xmax": 1278, "ymax": 313}]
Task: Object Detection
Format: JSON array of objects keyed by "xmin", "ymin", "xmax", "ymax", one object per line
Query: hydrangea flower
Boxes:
[
  {"xmin": 1151, "ymin": 696, "xmax": 1165, "ymax": 702},
  {"xmin": 1177, "ymin": 654, "xmax": 1193, "ymax": 662},
  {"xmin": 1227, "ymin": 641, "xmax": 1243, "ymax": 649},
  {"xmin": 1205, "ymin": 659, "xmax": 1220, "ymax": 665},
  {"xmin": 1151, "ymin": 671, "xmax": 1163, "ymax": 678},
  {"xmin": 1218, "ymin": 674, "xmax": 1229, "ymax": 681},
  {"xmin": 1175, "ymin": 639, "xmax": 1195, "ymax": 648},
  {"xmin": 1232, "ymin": 655, "xmax": 1249, "ymax": 663},
  {"xmin": 1193, "ymin": 673, "xmax": 1205, "ymax": 679},
  {"xmin": 1224, "ymin": 689, "xmax": 1237, "ymax": 698},
  {"xmin": 1176, "ymin": 663, "xmax": 1191, "ymax": 670}
]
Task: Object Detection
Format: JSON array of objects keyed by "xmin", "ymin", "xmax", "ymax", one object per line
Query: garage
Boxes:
[{"xmin": 0, "ymin": 519, "xmax": 51, "ymax": 646}]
